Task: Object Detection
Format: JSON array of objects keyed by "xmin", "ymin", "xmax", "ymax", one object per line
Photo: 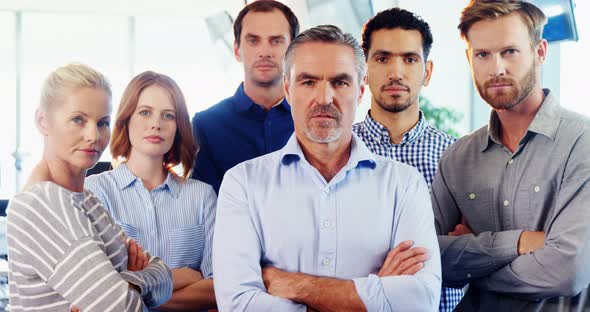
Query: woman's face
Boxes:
[
  {"xmin": 127, "ymin": 85, "xmax": 177, "ymax": 160},
  {"xmin": 42, "ymin": 87, "xmax": 112, "ymax": 172}
]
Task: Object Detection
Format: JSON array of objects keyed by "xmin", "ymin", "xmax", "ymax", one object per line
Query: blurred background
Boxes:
[{"xmin": 0, "ymin": 0, "xmax": 587, "ymax": 308}]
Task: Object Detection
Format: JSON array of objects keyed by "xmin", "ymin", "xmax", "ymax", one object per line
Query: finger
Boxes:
[
  {"xmin": 401, "ymin": 261, "xmax": 425, "ymax": 276},
  {"xmin": 380, "ymin": 247, "xmax": 427, "ymax": 276},
  {"xmin": 128, "ymin": 239, "xmax": 137, "ymax": 270},
  {"xmin": 378, "ymin": 241, "xmax": 413, "ymax": 276},
  {"xmin": 393, "ymin": 253, "xmax": 430, "ymax": 275}
]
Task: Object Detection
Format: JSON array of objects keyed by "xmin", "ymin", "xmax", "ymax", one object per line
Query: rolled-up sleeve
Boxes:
[
  {"xmin": 353, "ymin": 172, "xmax": 441, "ymax": 311},
  {"xmin": 213, "ymin": 165, "xmax": 306, "ymax": 312}
]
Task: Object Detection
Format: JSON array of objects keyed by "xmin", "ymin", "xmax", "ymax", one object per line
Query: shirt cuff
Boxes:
[
  {"xmin": 352, "ymin": 274, "xmax": 392, "ymax": 312},
  {"xmin": 492, "ymin": 229, "xmax": 523, "ymax": 262}
]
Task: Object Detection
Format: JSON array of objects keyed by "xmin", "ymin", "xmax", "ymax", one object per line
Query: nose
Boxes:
[
  {"xmin": 489, "ymin": 54, "xmax": 507, "ymax": 78},
  {"xmin": 84, "ymin": 124, "xmax": 99, "ymax": 143},
  {"xmin": 151, "ymin": 116, "xmax": 161, "ymax": 131},
  {"xmin": 315, "ymin": 82, "xmax": 334, "ymax": 106},
  {"xmin": 387, "ymin": 58, "xmax": 404, "ymax": 81},
  {"xmin": 258, "ymin": 41, "xmax": 273, "ymax": 59}
]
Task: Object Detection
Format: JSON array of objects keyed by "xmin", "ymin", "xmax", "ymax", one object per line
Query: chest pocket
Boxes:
[
  {"xmin": 168, "ymin": 224, "xmax": 206, "ymax": 269},
  {"xmin": 454, "ymin": 188, "xmax": 495, "ymax": 234},
  {"xmin": 516, "ymin": 181, "xmax": 556, "ymax": 230}
]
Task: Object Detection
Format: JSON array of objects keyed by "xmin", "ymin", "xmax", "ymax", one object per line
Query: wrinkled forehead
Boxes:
[{"xmin": 289, "ymin": 42, "xmax": 358, "ymax": 79}]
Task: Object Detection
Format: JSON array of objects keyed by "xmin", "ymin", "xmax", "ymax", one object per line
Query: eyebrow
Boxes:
[
  {"xmin": 295, "ymin": 72, "xmax": 354, "ymax": 82},
  {"xmin": 371, "ymin": 49, "xmax": 423, "ymax": 60}
]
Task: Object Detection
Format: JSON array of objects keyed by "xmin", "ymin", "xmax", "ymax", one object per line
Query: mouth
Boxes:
[
  {"xmin": 78, "ymin": 148, "xmax": 100, "ymax": 155},
  {"xmin": 255, "ymin": 62, "xmax": 276, "ymax": 70},
  {"xmin": 487, "ymin": 83, "xmax": 512, "ymax": 90},
  {"xmin": 145, "ymin": 135, "xmax": 164, "ymax": 143}
]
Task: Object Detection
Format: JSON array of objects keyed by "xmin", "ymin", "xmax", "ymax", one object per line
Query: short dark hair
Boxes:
[
  {"xmin": 233, "ymin": 0, "xmax": 300, "ymax": 47},
  {"xmin": 361, "ymin": 7, "xmax": 433, "ymax": 60},
  {"xmin": 284, "ymin": 25, "xmax": 366, "ymax": 86}
]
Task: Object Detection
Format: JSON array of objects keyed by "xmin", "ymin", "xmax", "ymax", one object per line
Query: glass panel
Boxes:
[
  {"xmin": 19, "ymin": 13, "xmax": 131, "ymax": 184},
  {"xmin": 0, "ymin": 12, "xmax": 16, "ymax": 198}
]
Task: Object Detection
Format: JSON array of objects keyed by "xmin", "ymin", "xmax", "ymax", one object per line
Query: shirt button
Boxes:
[
  {"xmin": 508, "ymin": 159, "xmax": 514, "ymax": 165},
  {"xmin": 467, "ymin": 273, "xmax": 472, "ymax": 278},
  {"xmin": 324, "ymin": 187, "xmax": 330, "ymax": 194},
  {"xmin": 322, "ymin": 258, "xmax": 331, "ymax": 265},
  {"xmin": 504, "ymin": 200, "xmax": 510, "ymax": 206},
  {"xmin": 534, "ymin": 185, "xmax": 540, "ymax": 193},
  {"xmin": 322, "ymin": 220, "xmax": 330, "ymax": 228},
  {"xmin": 468, "ymin": 193, "xmax": 476, "ymax": 200}
]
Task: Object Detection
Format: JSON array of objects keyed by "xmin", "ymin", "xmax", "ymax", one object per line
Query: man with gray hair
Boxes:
[{"xmin": 213, "ymin": 25, "xmax": 441, "ymax": 311}]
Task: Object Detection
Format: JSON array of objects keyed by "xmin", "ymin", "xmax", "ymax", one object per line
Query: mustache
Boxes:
[
  {"xmin": 381, "ymin": 80, "xmax": 410, "ymax": 91},
  {"xmin": 484, "ymin": 76, "xmax": 515, "ymax": 88},
  {"xmin": 254, "ymin": 60, "xmax": 278, "ymax": 67},
  {"xmin": 306, "ymin": 104, "xmax": 342, "ymax": 120}
]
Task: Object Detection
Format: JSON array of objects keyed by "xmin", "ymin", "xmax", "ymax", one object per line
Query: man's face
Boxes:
[
  {"xmin": 466, "ymin": 13, "xmax": 545, "ymax": 110},
  {"xmin": 284, "ymin": 42, "xmax": 364, "ymax": 144},
  {"xmin": 235, "ymin": 10, "xmax": 291, "ymax": 88},
  {"xmin": 366, "ymin": 28, "xmax": 432, "ymax": 113}
]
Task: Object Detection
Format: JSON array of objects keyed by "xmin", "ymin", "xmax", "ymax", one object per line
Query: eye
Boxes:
[
  {"xmin": 163, "ymin": 112, "xmax": 176, "ymax": 120},
  {"xmin": 503, "ymin": 48, "xmax": 518, "ymax": 56},
  {"xmin": 333, "ymin": 80, "xmax": 349, "ymax": 88},
  {"xmin": 139, "ymin": 110, "xmax": 150, "ymax": 117},
  {"xmin": 301, "ymin": 80, "xmax": 315, "ymax": 87},
  {"xmin": 475, "ymin": 51, "xmax": 489, "ymax": 58},
  {"xmin": 98, "ymin": 120, "xmax": 110, "ymax": 128},
  {"xmin": 72, "ymin": 116, "xmax": 84, "ymax": 125},
  {"xmin": 247, "ymin": 38, "xmax": 258, "ymax": 45},
  {"xmin": 406, "ymin": 57, "xmax": 418, "ymax": 63},
  {"xmin": 271, "ymin": 38, "xmax": 284, "ymax": 45},
  {"xmin": 376, "ymin": 56, "xmax": 388, "ymax": 63}
]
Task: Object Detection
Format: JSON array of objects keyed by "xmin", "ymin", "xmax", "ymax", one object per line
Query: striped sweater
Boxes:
[{"xmin": 6, "ymin": 181, "xmax": 173, "ymax": 311}]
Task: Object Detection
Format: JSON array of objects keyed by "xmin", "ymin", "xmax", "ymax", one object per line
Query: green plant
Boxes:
[{"xmin": 420, "ymin": 97, "xmax": 463, "ymax": 138}]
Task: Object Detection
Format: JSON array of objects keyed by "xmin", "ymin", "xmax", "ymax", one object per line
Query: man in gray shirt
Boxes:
[{"xmin": 431, "ymin": 0, "xmax": 590, "ymax": 310}]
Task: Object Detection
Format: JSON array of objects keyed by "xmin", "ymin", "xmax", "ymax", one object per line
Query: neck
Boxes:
[
  {"xmin": 25, "ymin": 154, "xmax": 86, "ymax": 192},
  {"xmin": 126, "ymin": 152, "xmax": 167, "ymax": 191},
  {"xmin": 496, "ymin": 87, "xmax": 545, "ymax": 152},
  {"xmin": 243, "ymin": 79, "xmax": 285, "ymax": 111},
  {"xmin": 370, "ymin": 100, "xmax": 420, "ymax": 144},
  {"xmin": 298, "ymin": 133, "xmax": 352, "ymax": 183}
]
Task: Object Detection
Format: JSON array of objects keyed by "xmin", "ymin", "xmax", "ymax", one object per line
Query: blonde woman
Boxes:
[{"xmin": 6, "ymin": 64, "xmax": 172, "ymax": 311}]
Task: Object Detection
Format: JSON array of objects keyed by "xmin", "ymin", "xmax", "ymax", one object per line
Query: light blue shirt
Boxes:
[
  {"xmin": 85, "ymin": 163, "xmax": 216, "ymax": 279},
  {"xmin": 213, "ymin": 133, "xmax": 441, "ymax": 312}
]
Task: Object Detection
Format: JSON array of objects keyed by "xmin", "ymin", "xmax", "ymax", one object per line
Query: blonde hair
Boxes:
[
  {"xmin": 459, "ymin": 0, "xmax": 547, "ymax": 46},
  {"xmin": 40, "ymin": 63, "xmax": 112, "ymax": 111}
]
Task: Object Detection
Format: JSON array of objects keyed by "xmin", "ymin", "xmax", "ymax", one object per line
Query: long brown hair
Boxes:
[{"xmin": 111, "ymin": 71, "xmax": 196, "ymax": 180}]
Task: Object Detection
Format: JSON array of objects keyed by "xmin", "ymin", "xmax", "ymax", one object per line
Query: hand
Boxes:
[
  {"xmin": 448, "ymin": 216, "xmax": 473, "ymax": 236},
  {"xmin": 127, "ymin": 239, "xmax": 149, "ymax": 271},
  {"xmin": 517, "ymin": 231, "xmax": 545, "ymax": 255},
  {"xmin": 378, "ymin": 240, "xmax": 429, "ymax": 277},
  {"xmin": 262, "ymin": 266, "xmax": 303, "ymax": 300}
]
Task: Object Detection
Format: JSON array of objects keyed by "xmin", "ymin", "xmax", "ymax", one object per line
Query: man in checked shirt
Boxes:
[{"xmin": 353, "ymin": 8, "xmax": 461, "ymax": 312}]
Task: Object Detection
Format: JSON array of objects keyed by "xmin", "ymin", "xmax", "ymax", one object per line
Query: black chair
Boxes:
[
  {"xmin": 86, "ymin": 161, "xmax": 112, "ymax": 177},
  {"xmin": 0, "ymin": 200, "xmax": 8, "ymax": 217}
]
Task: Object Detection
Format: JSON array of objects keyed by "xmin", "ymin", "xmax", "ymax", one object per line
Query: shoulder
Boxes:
[
  {"xmin": 180, "ymin": 177, "xmax": 217, "ymax": 198},
  {"xmin": 225, "ymin": 149, "xmax": 283, "ymax": 179},
  {"xmin": 423, "ymin": 124, "xmax": 458, "ymax": 146},
  {"xmin": 372, "ymin": 154, "xmax": 424, "ymax": 183},
  {"xmin": 193, "ymin": 95, "xmax": 236, "ymax": 124},
  {"xmin": 558, "ymin": 106, "xmax": 590, "ymax": 131}
]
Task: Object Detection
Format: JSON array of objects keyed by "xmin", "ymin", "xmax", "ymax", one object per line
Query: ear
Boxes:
[
  {"xmin": 234, "ymin": 41, "xmax": 242, "ymax": 63},
  {"xmin": 423, "ymin": 60, "xmax": 434, "ymax": 87},
  {"xmin": 536, "ymin": 39, "xmax": 548, "ymax": 65},
  {"xmin": 283, "ymin": 74, "xmax": 291, "ymax": 102},
  {"xmin": 35, "ymin": 108, "xmax": 49, "ymax": 136},
  {"xmin": 357, "ymin": 77, "xmax": 366, "ymax": 105},
  {"xmin": 465, "ymin": 48, "xmax": 472, "ymax": 65}
]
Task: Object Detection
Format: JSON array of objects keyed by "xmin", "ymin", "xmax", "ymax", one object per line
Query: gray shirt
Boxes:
[{"xmin": 431, "ymin": 89, "xmax": 590, "ymax": 311}]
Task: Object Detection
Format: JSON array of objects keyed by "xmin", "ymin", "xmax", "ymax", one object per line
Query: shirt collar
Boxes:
[
  {"xmin": 280, "ymin": 133, "xmax": 376, "ymax": 170},
  {"xmin": 112, "ymin": 163, "xmax": 180, "ymax": 198},
  {"xmin": 361, "ymin": 110, "xmax": 427, "ymax": 145},
  {"xmin": 234, "ymin": 82, "xmax": 291, "ymax": 113},
  {"xmin": 481, "ymin": 89, "xmax": 559, "ymax": 152}
]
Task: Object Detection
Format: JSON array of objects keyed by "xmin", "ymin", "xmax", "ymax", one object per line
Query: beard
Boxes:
[
  {"xmin": 303, "ymin": 103, "xmax": 343, "ymax": 143},
  {"xmin": 248, "ymin": 60, "xmax": 282, "ymax": 88},
  {"xmin": 476, "ymin": 60, "xmax": 537, "ymax": 110},
  {"xmin": 374, "ymin": 80, "xmax": 416, "ymax": 113}
]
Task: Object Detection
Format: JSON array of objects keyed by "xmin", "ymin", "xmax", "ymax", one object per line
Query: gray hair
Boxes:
[
  {"xmin": 40, "ymin": 63, "xmax": 112, "ymax": 111},
  {"xmin": 283, "ymin": 25, "xmax": 366, "ymax": 86}
]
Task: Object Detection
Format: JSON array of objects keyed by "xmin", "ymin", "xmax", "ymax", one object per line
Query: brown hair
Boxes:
[
  {"xmin": 111, "ymin": 71, "xmax": 196, "ymax": 180},
  {"xmin": 233, "ymin": 0, "xmax": 299, "ymax": 47},
  {"xmin": 459, "ymin": 0, "xmax": 547, "ymax": 46}
]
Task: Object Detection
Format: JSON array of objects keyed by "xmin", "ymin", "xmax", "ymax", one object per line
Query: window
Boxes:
[{"xmin": 0, "ymin": 12, "xmax": 16, "ymax": 198}]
